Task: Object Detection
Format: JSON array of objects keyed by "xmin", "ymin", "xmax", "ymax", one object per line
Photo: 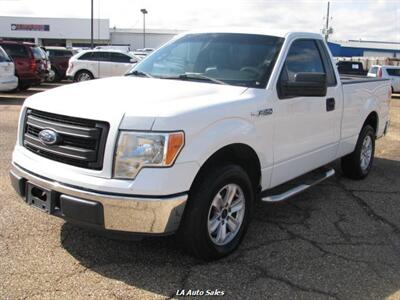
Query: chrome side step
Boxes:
[{"xmin": 261, "ymin": 169, "xmax": 335, "ymax": 203}]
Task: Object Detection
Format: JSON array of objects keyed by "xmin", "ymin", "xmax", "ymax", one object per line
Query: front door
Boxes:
[{"xmin": 271, "ymin": 39, "xmax": 342, "ymax": 187}]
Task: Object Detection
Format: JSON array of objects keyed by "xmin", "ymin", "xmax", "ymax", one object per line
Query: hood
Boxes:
[{"xmin": 24, "ymin": 76, "xmax": 248, "ymax": 130}]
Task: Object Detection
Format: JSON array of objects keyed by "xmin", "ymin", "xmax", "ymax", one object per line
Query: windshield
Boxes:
[{"xmin": 129, "ymin": 33, "xmax": 284, "ymax": 88}]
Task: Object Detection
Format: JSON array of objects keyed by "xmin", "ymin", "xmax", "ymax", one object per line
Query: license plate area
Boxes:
[{"xmin": 26, "ymin": 183, "xmax": 54, "ymax": 213}]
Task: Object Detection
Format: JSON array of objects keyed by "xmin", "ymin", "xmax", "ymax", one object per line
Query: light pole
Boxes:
[
  {"xmin": 91, "ymin": 0, "xmax": 94, "ymax": 49},
  {"xmin": 140, "ymin": 8, "xmax": 148, "ymax": 48}
]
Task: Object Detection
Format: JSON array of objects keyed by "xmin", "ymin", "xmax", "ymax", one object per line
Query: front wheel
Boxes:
[
  {"xmin": 341, "ymin": 125, "xmax": 375, "ymax": 180},
  {"xmin": 178, "ymin": 164, "xmax": 254, "ymax": 260}
]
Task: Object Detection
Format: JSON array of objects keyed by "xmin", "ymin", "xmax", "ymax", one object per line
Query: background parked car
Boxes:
[
  {"xmin": 368, "ymin": 65, "xmax": 400, "ymax": 93},
  {"xmin": 66, "ymin": 49, "xmax": 140, "ymax": 82},
  {"xmin": 44, "ymin": 47, "xmax": 76, "ymax": 82},
  {"xmin": 130, "ymin": 51, "xmax": 148, "ymax": 60},
  {"xmin": 38, "ymin": 47, "xmax": 52, "ymax": 82},
  {"xmin": 136, "ymin": 48, "xmax": 155, "ymax": 53},
  {"xmin": 0, "ymin": 41, "xmax": 47, "ymax": 90},
  {"xmin": 336, "ymin": 61, "xmax": 366, "ymax": 76},
  {"xmin": 0, "ymin": 46, "xmax": 18, "ymax": 91}
]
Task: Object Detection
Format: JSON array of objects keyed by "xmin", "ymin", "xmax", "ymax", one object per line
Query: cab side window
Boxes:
[
  {"xmin": 284, "ymin": 39, "xmax": 325, "ymax": 82},
  {"xmin": 278, "ymin": 39, "xmax": 329, "ymax": 99}
]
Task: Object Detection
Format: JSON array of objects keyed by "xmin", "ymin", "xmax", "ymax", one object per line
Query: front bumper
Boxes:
[{"xmin": 10, "ymin": 163, "xmax": 187, "ymax": 235}]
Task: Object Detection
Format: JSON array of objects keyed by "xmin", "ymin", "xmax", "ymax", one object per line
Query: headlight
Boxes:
[{"xmin": 113, "ymin": 131, "xmax": 184, "ymax": 179}]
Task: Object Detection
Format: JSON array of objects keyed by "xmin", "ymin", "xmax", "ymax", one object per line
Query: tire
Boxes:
[
  {"xmin": 74, "ymin": 70, "xmax": 93, "ymax": 82},
  {"xmin": 341, "ymin": 125, "xmax": 375, "ymax": 180},
  {"xmin": 47, "ymin": 67, "xmax": 61, "ymax": 83},
  {"xmin": 18, "ymin": 83, "xmax": 30, "ymax": 91},
  {"xmin": 178, "ymin": 164, "xmax": 254, "ymax": 261}
]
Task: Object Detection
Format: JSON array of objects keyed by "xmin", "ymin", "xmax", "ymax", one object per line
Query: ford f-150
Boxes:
[{"xmin": 10, "ymin": 29, "xmax": 391, "ymax": 260}]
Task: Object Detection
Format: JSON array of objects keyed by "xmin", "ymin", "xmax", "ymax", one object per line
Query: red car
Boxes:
[
  {"xmin": 44, "ymin": 47, "xmax": 76, "ymax": 82},
  {"xmin": 0, "ymin": 40, "xmax": 48, "ymax": 90}
]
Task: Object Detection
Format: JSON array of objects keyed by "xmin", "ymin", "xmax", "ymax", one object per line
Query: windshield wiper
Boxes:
[
  {"xmin": 163, "ymin": 73, "xmax": 227, "ymax": 85},
  {"xmin": 126, "ymin": 70, "xmax": 153, "ymax": 78}
]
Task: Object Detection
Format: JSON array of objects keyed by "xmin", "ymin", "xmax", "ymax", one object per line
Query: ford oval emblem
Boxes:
[{"xmin": 38, "ymin": 129, "xmax": 59, "ymax": 145}]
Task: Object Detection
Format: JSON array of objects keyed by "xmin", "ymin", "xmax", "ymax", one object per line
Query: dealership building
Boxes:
[
  {"xmin": 0, "ymin": 16, "xmax": 110, "ymax": 47},
  {"xmin": 1, "ymin": 16, "xmax": 399, "ymax": 55},
  {"xmin": 0, "ymin": 16, "xmax": 180, "ymax": 49}
]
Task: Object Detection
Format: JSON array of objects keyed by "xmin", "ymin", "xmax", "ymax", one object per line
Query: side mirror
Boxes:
[
  {"xmin": 279, "ymin": 72, "xmax": 327, "ymax": 98},
  {"xmin": 130, "ymin": 58, "xmax": 137, "ymax": 63}
]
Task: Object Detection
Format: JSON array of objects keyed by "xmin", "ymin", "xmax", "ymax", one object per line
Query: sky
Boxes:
[{"xmin": 1, "ymin": 0, "xmax": 399, "ymax": 42}]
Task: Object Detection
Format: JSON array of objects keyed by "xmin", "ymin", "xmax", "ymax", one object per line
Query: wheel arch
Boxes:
[
  {"xmin": 362, "ymin": 111, "xmax": 379, "ymax": 136},
  {"xmin": 189, "ymin": 143, "xmax": 262, "ymax": 193}
]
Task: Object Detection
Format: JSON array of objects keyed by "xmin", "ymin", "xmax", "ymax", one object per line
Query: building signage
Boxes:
[{"xmin": 11, "ymin": 24, "xmax": 50, "ymax": 31}]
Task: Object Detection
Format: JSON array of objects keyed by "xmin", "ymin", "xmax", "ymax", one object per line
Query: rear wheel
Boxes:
[
  {"xmin": 341, "ymin": 125, "xmax": 375, "ymax": 179},
  {"xmin": 178, "ymin": 164, "xmax": 254, "ymax": 260},
  {"xmin": 74, "ymin": 70, "xmax": 93, "ymax": 82}
]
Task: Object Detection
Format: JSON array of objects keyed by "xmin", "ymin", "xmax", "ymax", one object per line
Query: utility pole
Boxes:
[
  {"xmin": 322, "ymin": 1, "xmax": 333, "ymax": 41},
  {"xmin": 321, "ymin": 1, "xmax": 333, "ymax": 41},
  {"xmin": 91, "ymin": 0, "xmax": 94, "ymax": 49},
  {"xmin": 325, "ymin": 2, "xmax": 330, "ymax": 41},
  {"xmin": 140, "ymin": 8, "xmax": 148, "ymax": 48}
]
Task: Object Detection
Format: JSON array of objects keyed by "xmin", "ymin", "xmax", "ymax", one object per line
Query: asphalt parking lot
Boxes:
[{"xmin": 0, "ymin": 83, "xmax": 400, "ymax": 300}]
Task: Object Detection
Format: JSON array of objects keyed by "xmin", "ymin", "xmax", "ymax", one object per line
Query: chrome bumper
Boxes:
[{"xmin": 10, "ymin": 163, "xmax": 187, "ymax": 234}]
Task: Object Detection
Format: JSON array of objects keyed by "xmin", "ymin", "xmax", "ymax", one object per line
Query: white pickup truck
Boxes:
[{"xmin": 10, "ymin": 29, "xmax": 391, "ymax": 260}]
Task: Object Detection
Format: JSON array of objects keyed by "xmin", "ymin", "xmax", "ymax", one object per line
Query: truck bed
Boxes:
[
  {"xmin": 340, "ymin": 75, "xmax": 389, "ymax": 85},
  {"xmin": 340, "ymin": 75, "xmax": 391, "ymax": 146}
]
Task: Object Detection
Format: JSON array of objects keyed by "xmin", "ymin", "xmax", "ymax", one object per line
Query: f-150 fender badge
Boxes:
[{"xmin": 251, "ymin": 108, "xmax": 273, "ymax": 117}]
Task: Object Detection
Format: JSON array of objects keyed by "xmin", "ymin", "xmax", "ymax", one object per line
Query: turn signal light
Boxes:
[{"xmin": 166, "ymin": 132, "xmax": 185, "ymax": 165}]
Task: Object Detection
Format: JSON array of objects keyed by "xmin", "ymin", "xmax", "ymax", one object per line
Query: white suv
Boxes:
[
  {"xmin": 368, "ymin": 65, "xmax": 400, "ymax": 93},
  {"xmin": 66, "ymin": 49, "xmax": 139, "ymax": 82},
  {"xmin": 0, "ymin": 46, "xmax": 18, "ymax": 91}
]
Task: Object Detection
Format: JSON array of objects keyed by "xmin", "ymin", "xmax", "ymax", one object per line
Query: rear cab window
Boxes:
[{"xmin": 337, "ymin": 61, "xmax": 363, "ymax": 72}]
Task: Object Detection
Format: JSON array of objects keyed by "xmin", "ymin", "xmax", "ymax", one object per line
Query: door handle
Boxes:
[{"xmin": 326, "ymin": 98, "xmax": 335, "ymax": 111}]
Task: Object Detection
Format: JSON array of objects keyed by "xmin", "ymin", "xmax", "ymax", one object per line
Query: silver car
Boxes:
[{"xmin": 368, "ymin": 65, "xmax": 400, "ymax": 93}]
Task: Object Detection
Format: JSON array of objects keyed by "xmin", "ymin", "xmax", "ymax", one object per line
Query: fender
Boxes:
[
  {"xmin": 176, "ymin": 117, "xmax": 272, "ymax": 189},
  {"xmin": 359, "ymin": 97, "xmax": 378, "ymax": 132}
]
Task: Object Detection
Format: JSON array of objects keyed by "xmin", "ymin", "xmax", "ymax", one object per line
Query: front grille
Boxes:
[{"xmin": 23, "ymin": 109, "xmax": 109, "ymax": 170}]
